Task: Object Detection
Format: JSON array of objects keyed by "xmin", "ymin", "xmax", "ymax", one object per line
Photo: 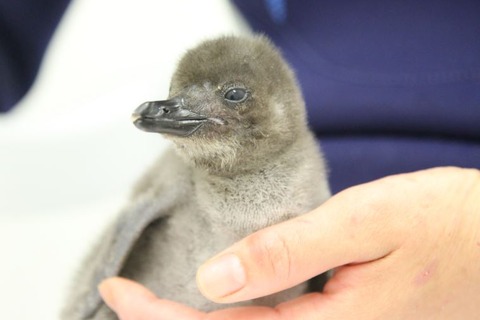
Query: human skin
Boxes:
[{"xmin": 99, "ymin": 167, "xmax": 480, "ymax": 319}]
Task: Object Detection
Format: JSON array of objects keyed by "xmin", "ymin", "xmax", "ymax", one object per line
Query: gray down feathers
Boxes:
[{"xmin": 61, "ymin": 35, "xmax": 330, "ymax": 319}]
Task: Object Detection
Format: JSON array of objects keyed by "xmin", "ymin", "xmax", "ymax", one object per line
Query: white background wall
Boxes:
[{"xmin": 0, "ymin": 1, "xmax": 249, "ymax": 318}]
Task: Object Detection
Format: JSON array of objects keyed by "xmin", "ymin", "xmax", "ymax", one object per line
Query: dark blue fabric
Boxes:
[
  {"xmin": 0, "ymin": 0, "xmax": 70, "ymax": 112},
  {"xmin": 232, "ymin": 0, "xmax": 480, "ymax": 193},
  {"xmin": 322, "ymin": 136, "xmax": 480, "ymax": 192}
]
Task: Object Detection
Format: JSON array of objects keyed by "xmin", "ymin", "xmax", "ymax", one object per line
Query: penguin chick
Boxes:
[{"xmin": 61, "ymin": 35, "xmax": 330, "ymax": 320}]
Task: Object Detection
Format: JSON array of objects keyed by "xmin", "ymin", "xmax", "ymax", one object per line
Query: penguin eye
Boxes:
[{"xmin": 224, "ymin": 88, "xmax": 248, "ymax": 103}]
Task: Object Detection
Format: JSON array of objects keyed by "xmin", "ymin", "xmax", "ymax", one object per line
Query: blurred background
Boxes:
[
  {"xmin": 2, "ymin": 0, "xmax": 480, "ymax": 318},
  {"xmin": 0, "ymin": 1, "xmax": 249, "ymax": 318}
]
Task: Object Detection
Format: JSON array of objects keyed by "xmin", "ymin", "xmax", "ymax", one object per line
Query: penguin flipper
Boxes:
[{"xmin": 62, "ymin": 149, "xmax": 190, "ymax": 320}]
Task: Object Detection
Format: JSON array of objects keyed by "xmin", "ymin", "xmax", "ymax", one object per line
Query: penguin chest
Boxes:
[{"xmin": 197, "ymin": 174, "xmax": 308, "ymax": 237}]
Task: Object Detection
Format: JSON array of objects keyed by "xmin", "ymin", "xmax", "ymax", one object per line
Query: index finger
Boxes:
[{"xmin": 197, "ymin": 174, "xmax": 412, "ymax": 303}]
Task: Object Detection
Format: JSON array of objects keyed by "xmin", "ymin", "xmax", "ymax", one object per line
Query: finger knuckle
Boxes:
[
  {"xmin": 246, "ymin": 229, "xmax": 292, "ymax": 281},
  {"xmin": 340, "ymin": 183, "xmax": 390, "ymax": 226}
]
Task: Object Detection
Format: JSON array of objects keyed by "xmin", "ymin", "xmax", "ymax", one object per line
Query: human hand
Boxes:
[{"xmin": 99, "ymin": 167, "xmax": 480, "ymax": 319}]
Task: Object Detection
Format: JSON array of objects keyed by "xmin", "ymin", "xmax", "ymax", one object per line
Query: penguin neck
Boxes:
[
  {"xmin": 192, "ymin": 132, "xmax": 323, "ymax": 237},
  {"xmin": 192, "ymin": 128, "xmax": 317, "ymax": 178},
  {"xmin": 186, "ymin": 128, "xmax": 315, "ymax": 177}
]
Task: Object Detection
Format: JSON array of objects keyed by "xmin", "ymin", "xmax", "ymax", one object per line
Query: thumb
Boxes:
[{"xmin": 196, "ymin": 176, "xmax": 408, "ymax": 303}]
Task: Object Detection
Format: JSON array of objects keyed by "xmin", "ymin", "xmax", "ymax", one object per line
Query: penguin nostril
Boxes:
[{"xmin": 161, "ymin": 107, "xmax": 170, "ymax": 114}]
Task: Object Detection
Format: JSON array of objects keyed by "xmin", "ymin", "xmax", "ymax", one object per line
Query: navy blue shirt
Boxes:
[
  {"xmin": 0, "ymin": 0, "xmax": 69, "ymax": 112},
  {"xmin": 232, "ymin": 0, "xmax": 480, "ymax": 192}
]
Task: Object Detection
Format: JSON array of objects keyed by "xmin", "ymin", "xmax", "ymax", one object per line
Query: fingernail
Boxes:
[{"xmin": 197, "ymin": 253, "xmax": 246, "ymax": 299}]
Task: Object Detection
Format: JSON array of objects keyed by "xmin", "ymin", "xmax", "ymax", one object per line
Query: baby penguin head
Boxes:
[{"xmin": 133, "ymin": 35, "xmax": 311, "ymax": 174}]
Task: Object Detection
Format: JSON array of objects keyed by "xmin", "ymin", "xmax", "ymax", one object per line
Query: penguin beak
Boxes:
[{"xmin": 132, "ymin": 98, "xmax": 208, "ymax": 136}]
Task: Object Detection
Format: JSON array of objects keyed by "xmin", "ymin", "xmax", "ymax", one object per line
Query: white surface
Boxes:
[{"xmin": 0, "ymin": 1, "xmax": 249, "ymax": 318}]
